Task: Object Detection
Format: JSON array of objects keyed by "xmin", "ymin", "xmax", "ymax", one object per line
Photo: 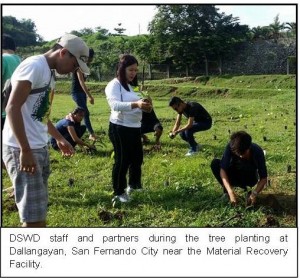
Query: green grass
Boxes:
[{"xmin": 2, "ymin": 75, "xmax": 296, "ymax": 227}]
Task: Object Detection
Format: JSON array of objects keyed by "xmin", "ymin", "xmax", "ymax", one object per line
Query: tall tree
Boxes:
[
  {"xmin": 149, "ymin": 4, "xmax": 249, "ymax": 75},
  {"xmin": 268, "ymin": 14, "xmax": 285, "ymax": 43},
  {"xmin": 2, "ymin": 16, "xmax": 42, "ymax": 46}
]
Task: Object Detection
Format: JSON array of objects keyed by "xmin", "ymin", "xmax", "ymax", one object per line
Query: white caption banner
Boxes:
[{"xmin": 1, "ymin": 228, "xmax": 297, "ymax": 277}]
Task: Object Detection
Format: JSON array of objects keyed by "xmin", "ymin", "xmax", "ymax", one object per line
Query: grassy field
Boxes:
[{"xmin": 2, "ymin": 75, "xmax": 296, "ymax": 227}]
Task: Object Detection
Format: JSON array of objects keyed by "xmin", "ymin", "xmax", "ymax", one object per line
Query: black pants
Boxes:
[
  {"xmin": 210, "ymin": 158, "xmax": 258, "ymax": 193},
  {"xmin": 51, "ymin": 125, "xmax": 86, "ymax": 150},
  {"xmin": 109, "ymin": 122, "xmax": 143, "ymax": 196}
]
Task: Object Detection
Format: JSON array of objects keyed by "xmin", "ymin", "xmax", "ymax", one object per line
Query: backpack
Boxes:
[{"xmin": 2, "ymin": 71, "xmax": 53, "ymax": 111}]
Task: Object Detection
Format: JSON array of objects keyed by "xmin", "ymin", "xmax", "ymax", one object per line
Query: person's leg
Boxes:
[
  {"xmin": 184, "ymin": 120, "xmax": 212, "ymax": 151},
  {"xmin": 3, "ymin": 145, "xmax": 49, "ymax": 227},
  {"xmin": 109, "ymin": 123, "xmax": 131, "ymax": 196},
  {"xmin": 210, "ymin": 158, "xmax": 227, "ymax": 193},
  {"xmin": 128, "ymin": 128, "xmax": 143, "ymax": 189},
  {"xmin": 72, "ymin": 93, "xmax": 95, "ymax": 136}
]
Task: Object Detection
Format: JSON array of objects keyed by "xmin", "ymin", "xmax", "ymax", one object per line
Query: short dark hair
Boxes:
[
  {"xmin": 2, "ymin": 34, "xmax": 16, "ymax": 51},
  {"xmin": 230, "ymin": 131, "xmax": 252, "ymax": 155},
  {"xmin": 169, "ymin": 96, "xmax": 183, "ymax": 107},
  {"xmin": 116, "ymin": 54, "xmax": 138, "ymax": 91}
]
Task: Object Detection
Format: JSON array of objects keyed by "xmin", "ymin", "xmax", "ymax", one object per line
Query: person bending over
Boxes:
[
  {"xmin": 50, "ymin": 107, "xmax": 94, "ymax": 151},
  {"xmin": 211, "ymin": 130, "xmax": 268, "ymax": 206}
]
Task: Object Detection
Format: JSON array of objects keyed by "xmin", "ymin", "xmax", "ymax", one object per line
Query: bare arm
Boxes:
[
  {"xmin": 5, "ymin": 80, "xmax": 36, "ymax": 173},
  {"xmin": 174, "ymin": 116, "xmax": 194, "ymax": 134},
  {"xmin": 220, "ymin": 168, "xmax": 237, "ymax": 205},
  {"xmin": 47, "ymin": 121, "xmax": 75, "ymax": 156},
  {"xmin": 247, "ymin": 177, "xmax": 268, "ymax": 205},
  {"xmin": 67, "ymin": 126, "xmax": 91, "ymax": 148},
  {"xmin": 172, "ymin": 114, "xmax": 182, "ymax": 134}
]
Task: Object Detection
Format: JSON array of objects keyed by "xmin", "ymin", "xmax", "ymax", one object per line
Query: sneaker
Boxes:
[
  {"xmin": 112, "ymin": 193, "xmax": 130, "ymax": 203},
  {"xmin": 185, "ymin": 150, "xmax": 197, "ymax": 156},
  {"xmin": 126, "ymin": 186, "xmax": 143, "ymax": 195}
]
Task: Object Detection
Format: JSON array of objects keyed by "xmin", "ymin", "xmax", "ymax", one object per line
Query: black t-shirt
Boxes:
[
  {"xmin": 182, "ymin": 102, "xmax": 212, "ymax": 122},
  {"xmin": 220, "ymin": 143, "xmax": 268, "ymax": 179},
  {"xmin": 142, "ymin": 110, "xmax": 159, "ymax": 125}
]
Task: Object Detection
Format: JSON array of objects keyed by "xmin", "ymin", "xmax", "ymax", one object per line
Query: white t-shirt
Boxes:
[
  {"xmin": 3, "ymin": 55, "xmax": 55, "ymax": 149},
  {"xmin": 105, "ymin": 78, "xmax": 142, "ymax": 128}
]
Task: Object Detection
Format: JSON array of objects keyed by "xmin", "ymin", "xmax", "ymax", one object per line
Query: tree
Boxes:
[
  {"xmin": 2, "ymin": 16, "xmax": 42, "ymax": 46},
  {"xmin": 268, "ymin": 14, "xmax": 285, "ymax": 43},
  {"xmin": 114, "ymin": 23, "xmax": 126, "ymax": 35},
  {"xmin": 149, "ymin": 5, "xmax": 249, "ymax": 76}
]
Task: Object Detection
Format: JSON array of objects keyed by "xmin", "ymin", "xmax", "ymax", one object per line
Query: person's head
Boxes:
[
  {"xmin": 71, "ymin": 107, "xmax": 86, "ymax": 123},
  {"xmin": 116, "ymin": 54, "xmax": 139, "ymax": 91},
  {"xmin": 169, "ymin": 96, "xmax": 185, "ymax": 113},
  {"xmin": 53, "ymin": 34, "xmax": 90, "ymax": 75},
  {"xmin": 2, "ymin": 34, "xmax": 16, "ymax": 52},
  {"xmin": 230, "ymin": 131, "xmax": 252, "ymax": 158}
]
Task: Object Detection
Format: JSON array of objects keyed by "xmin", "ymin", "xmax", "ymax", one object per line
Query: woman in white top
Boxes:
[{"xmin": 105, "ymin": 54, "xmax": 152, "ymax": 203}]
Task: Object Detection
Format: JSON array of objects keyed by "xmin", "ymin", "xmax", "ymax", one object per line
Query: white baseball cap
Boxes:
[{"xmin": 57, "ymin": 34, "xmax": 90, "ymax": 74}]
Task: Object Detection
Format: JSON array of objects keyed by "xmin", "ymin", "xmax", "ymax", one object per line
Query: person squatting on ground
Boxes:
[
  {"xmin": 50, "ymin": 107, "xmax": 95, "ymax": 151},
  {"xmin": 211, "ymin": 130, "xmax": 268, "ymax": 206},
  {"xmin": 105, "ymin": 54, "xmax": 152, "ymax": 204},
  {"xmin": 141, "ymin": 108, "xmax": 163, "ymax": 150},
  {"xmin": 169, "ymin": 96, "xmax": 212, "ymax": 156},
  {"xmin": 2, "ymin": 33, "xmax": 22, "ymax": 129},
  {"xmin": 71, "ymin": 48, "xmax": 97, "ymax": 141},
  {"xmin": 2, "ymin": 34, "xmax": 90, "ymax": 227}
]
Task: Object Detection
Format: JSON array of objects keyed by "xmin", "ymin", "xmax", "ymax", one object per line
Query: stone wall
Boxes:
[{"xmin": 222, "ymin": 39, "xmax": 296, "ymax": 75}]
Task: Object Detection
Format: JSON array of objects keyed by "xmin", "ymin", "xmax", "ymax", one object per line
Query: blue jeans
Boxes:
[
  {"xmin": 71, "ymin": 92, "xmax": 94, "ymax": 135},
  {"xmin": 179, "ymin": 119, "xmax": 212, "ymax": 151}
]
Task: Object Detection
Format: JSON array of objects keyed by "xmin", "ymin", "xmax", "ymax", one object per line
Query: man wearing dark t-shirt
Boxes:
[
  {"xmin": 169, "ymin": 96, "xmax": 212, "ymax": 156},
  {"xmin": 211, "ymin": 131, "xmax": 268, "ymax": 206}
]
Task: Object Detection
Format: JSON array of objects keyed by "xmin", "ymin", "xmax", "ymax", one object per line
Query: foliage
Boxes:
[
  {"xmin": 148, "ymin": 5, "xmax": 250, "ymax": 71},
  {"xmin": 2, "ymin": 16, "xmax": 42, "ymax": 46},
  {"xmin": 2, "ymin": 75, "xmax": 296, "ymax": 228}
]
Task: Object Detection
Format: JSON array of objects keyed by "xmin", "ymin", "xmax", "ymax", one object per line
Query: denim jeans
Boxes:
[
  {"xmin": 179, "ymin": 119, "xmax": 212, "ymax": 151},
  {"xmin": 71, "ymin": 92, "xmax": 94, "ymax": 135}
]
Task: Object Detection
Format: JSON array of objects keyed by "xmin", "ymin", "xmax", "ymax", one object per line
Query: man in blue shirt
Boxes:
[
  {"xmin": 50, "ymin": 107, "xmax": 94, "ymax": 151},
  {"xmin": 211, "ymin": 131, "xmax": 268, "ymax": 206}
]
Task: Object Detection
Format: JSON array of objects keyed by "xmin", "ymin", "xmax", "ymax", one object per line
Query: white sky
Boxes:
[{"xmin": 2, "ymin": 4, "xmax": 297, "ymax": 41}]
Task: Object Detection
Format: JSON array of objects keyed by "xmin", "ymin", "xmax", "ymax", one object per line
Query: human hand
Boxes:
[
  {"xmin": 20, "ymin": 149, "xmax": 36, "ymax": 174},
  {"xmin": 138, "ymin": 99, "xmax": 152, "ymax": 113},
  {"xmin": 246, "ymin": 192, "xmax": 257, "ymax": 206},
  {"xmin": 228, "ymin": 191, "xmax": 237, "ymax": 206},
  {"xmin": 88, "ymin": 96, "xmax": 94, "ymax": 105},
  {"xmin": 57, "ymin": 140, "xmax": 75, "ymax": 157}
]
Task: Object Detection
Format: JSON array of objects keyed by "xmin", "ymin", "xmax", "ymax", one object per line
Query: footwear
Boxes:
[
  {"xmin": 185, "ymin": 150, "xmax": 197, "ymax": 156},
  {"xmin": 112, "ymin": 193, "xmax": 130, "ymax": 203},
  {"xmin": 126, "ymin": 186, "xmax": 143, "ymax": 195}
]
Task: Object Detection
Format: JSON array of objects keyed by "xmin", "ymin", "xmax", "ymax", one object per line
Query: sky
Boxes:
[{"xmin": 2, "ymin": 4, "xmax": 297, "ymax": 41}]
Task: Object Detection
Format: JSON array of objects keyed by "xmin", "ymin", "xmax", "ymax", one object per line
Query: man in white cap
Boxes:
[{"xmin": 2, "ymin": 34, "xmax": 90, "ymax": 227}]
